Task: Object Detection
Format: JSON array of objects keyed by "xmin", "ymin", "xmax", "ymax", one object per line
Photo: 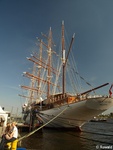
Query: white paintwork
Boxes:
[
  {"xmin": 0, "ymin": 106, "xmax": 8, "ymax": 137},
  {"xmin": 0, "ymin": 106, "xmax": 8, "ymax": 126},
  {"xmin": 39, "ymin": 97, "xmax": 113, "ymax": 128}
]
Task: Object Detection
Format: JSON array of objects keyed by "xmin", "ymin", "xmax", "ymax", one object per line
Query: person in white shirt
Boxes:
[{"xmin": 11, "ymin": 122, "xmax": 18, "ymax": 139}]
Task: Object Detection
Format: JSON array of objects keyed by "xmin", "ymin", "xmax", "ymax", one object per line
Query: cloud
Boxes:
[
  {"xmin": 2, "ymin": 85, "xmax": 20, "ymax": 91},
  {"xmin": 89, "ymin": 76, "xmax": 97, "ymax": 82}
]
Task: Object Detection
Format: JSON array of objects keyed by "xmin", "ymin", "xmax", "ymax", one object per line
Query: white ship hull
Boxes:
[{"xmin": 39, "ymin": 96, "xmax": 113, "ymax": 129}]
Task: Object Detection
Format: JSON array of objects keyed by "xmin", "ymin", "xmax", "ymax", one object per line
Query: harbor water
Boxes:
[{"xmin": 21, "ymin": 120, "xmax": 113, "ymax": 150}]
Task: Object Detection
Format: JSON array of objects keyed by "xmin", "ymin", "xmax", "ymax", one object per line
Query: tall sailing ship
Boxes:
[{"xmin": 19, "ymin": 21, "xmax": 113, "ymax": 131}]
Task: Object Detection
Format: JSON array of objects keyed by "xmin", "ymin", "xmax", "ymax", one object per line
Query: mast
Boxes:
[
  {"xmin": 61, "ymin": 21, "xmax": 75, "ymax": 95},
  {"xmin": 47, "ymin": 27, "xmax": 52, "ymax": 100},
  {"xmin": 29, "ymin": 63, "xmax": 37, "ymax": 104},
  {"xmin": 62, "ymin": 21, "xmax": 66, "ymax": 94},
  {"xmin": 65, "ymin": 33, "xmax": 75, "ymax": 66},
  {"xmin": 37, "ymin": 40, "xmax": 42, "ymax": 97}
]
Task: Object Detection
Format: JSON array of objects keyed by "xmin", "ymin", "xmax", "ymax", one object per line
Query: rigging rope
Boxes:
[{"xmin": 18, "ymin": 106, "xmax": 68, "ymax": 141}]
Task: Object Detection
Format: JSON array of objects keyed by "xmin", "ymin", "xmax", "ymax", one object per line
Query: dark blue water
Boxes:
[{"xmin": 21, "ymin": 121, "xmax": 113, "ymax": 150}]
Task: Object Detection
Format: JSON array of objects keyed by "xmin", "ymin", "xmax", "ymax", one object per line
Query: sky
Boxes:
[{"xmin": 0, "ymin": 0, "xmax": 113, "ymax": 114}]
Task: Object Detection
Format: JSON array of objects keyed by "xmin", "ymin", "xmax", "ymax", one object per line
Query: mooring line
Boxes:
[{"xmin": 18, "ymin": 106, "xmax": 68, "ymax": 141}]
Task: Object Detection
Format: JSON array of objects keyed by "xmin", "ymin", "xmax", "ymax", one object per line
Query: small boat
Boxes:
[
  {"xmin": 17, "ymin": 123, "xmax": 30, "ymax": 132},
  {"xmin": 19, "ymin": 21, "xmax": 113, "ymax": 131},
  {"xmin": 90, "ymin": 118, "xmax": 107, "ymax": 122}
]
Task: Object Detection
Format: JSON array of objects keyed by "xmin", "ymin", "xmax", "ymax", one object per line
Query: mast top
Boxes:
[
  {"xmin": 73, "ymin": 33, "xmax": 75, "ymax": 38},
  {"xmin": 62, "ymin": 20, "xmax": 64, "ymax": 25}
]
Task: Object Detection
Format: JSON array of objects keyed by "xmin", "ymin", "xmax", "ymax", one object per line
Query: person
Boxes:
[
  {"xmin": 0, "ymin": 123, "xmax": 12, "ymax": 150},
  {"xmin": 4, "ymin": 123, "xmax": 13, "ymax": 140},
  {"xmin": 0, "ymin": 122, "xmax": 18, "ymax": 150},
  {"xmin": 5, "ymin": 122, "xmax": 18, "ymax": 142}
]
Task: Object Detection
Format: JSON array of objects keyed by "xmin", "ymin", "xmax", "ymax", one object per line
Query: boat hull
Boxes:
[{"xmin": 39, "ymin": 97, "xmax": 113, "ymax": 128}]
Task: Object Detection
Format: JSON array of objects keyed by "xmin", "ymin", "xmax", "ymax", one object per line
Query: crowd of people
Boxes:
[{"xmin": 0, "ymin": 121, "xmax": 18, "ymax": 150}]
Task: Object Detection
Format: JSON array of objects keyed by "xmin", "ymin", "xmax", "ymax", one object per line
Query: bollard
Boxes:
[{"xmin": 11, "ymin": 139, "xmax": 18, "ymax": 150}]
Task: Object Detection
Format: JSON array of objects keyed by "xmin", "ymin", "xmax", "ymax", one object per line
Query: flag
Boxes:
[{"xmin": 109, "ymin": 84, "xmax": 113, "ymax": 96}]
